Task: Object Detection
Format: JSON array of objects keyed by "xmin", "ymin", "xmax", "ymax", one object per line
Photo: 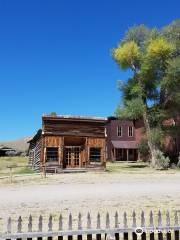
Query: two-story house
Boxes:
[{"xmin": 106, "ymin": 117, "xmax": 144, "ymax": 161}]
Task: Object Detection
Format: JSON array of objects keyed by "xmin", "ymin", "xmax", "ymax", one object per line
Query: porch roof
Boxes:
[{"xmin": 111, "ymin": 140, "xmax": 137, "ymax": 149}]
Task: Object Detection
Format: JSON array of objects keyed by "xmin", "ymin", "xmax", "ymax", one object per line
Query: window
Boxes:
[
  {"xmin": 46, "ymin": 147, "xmax": 58, "ymax": 162},
  {"xmin": 128, "ymin": 126, "xmax": 133, "ymax": 137},
  {"xmin": 89, "ymin": 148, "xmax": 101, "ymax": 162},
  {"xmin": 117, "ymin": 126, "xmax": 122, "ymax": 137}
]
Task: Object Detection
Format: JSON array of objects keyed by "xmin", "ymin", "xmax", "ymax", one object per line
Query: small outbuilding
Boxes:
[{"xmin": 0, "ymin": 145, "xmax": 18, "ymax": 157}]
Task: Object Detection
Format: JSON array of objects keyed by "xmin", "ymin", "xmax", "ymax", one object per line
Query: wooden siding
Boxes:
[
  {"xmin": 107, "ymin": 119, "xmax": 135, "ymax": 141},
  {"xmin": 28, "ymin": 138, "xmax": 42, "ymax": 171},
  {"xmin": 87, "ymin": 138, "xmax": 106, "ymax": 164},
  {"xmin": 44, "ymin": 136, "xmax": 63, "ymax": 147},
  {"xmin": 42, "ymin": 117, "xmax": 106, "ymax": 138},
  {"xmin": 87, "ymin": 138, "xmax": 105, "ymax": 148},
  {"xmin": 29, "ymin": 117, "xmax": 107, "ymax": 171}
]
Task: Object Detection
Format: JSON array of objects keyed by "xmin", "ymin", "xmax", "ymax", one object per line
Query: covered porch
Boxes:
[
  {"xmin": 111, "ymin": 140, "xmax": 138, "ymax": 161},
  {"xmin": 43, "ymin": 136, "xmax": 106, "ymax": 171}
]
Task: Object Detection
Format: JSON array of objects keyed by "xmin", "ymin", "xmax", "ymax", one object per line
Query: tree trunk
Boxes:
[{"xmin": 143, "ymin": 110, "xmax": 156, "ymax": 167}]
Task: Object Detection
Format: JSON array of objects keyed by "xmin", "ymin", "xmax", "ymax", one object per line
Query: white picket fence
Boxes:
[{"xmin": 0, "ymin": 210, "xmax": 180, "ymax": 240}]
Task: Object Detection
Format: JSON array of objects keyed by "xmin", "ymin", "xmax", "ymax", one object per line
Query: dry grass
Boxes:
[
  {"xmin": 0, "ymin": 160, "xmax": 179, "ymax": 185},
  {"xmin": 0, "ymin": 156, "xmax": 35, "ymax": 177}
]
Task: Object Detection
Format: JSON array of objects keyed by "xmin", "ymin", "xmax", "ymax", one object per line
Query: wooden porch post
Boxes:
[
  {"xmin": 58, "ymin": 147, "xmax": 61, "ymax": 166},
  {"xmin": 127, "ymin": 149, "xmax": 129, "ymax": 161},
  {"xmin": 114, "ymin": 148, "xmax": 116, "ymax": 161},
  {"xmin": 44, "ymin": 147, "xmax": 46, "ymax": 165},
  {"xmin": 87, "ymin": 138, "xmax": 89, "ymax": 166}
]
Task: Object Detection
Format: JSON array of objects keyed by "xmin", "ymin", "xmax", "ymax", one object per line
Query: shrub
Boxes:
[
  {"xmin": 138, "ymin": 139, "xmax": 150, "ymax": 161},
  {"xmin": 171, "ymin": 163, "xmax": 177, "ymax": 169},
  {"xmin": 177, "ymin": 153, "xmax": 180, "ymax": 168},
  {"xmin": 154, "ymin": 149, "xmax": 170, "ymax": 170}
]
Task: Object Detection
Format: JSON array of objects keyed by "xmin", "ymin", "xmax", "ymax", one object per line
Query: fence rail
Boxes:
[{"xmin": 0, "ymin": 210, "xmax": 180, "ymax": 240}]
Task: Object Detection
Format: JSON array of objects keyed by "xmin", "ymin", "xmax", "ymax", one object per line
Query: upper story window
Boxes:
[
  {"xmin": 128, "ymin": 126, "xmax": 133, "ymax": 137},
  {"xmin": 117, "ymin": 126, "xmax": 122, "ymax": 137}
]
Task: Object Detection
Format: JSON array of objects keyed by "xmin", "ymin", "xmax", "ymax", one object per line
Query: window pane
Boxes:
[
  {"xmin": 46, "ymin": 147, "xmax": 58, "ymax": 162},
  {"xmin": 128, "ymin": 126, "xmax": 133, "ymax": 137},
  {"xmin": 117, "ymin": 126, "xmax": 122, "ymax": 137},
  {"xmin": 89, "ymin": 148, "xmax": 101, "ymax": 162}
]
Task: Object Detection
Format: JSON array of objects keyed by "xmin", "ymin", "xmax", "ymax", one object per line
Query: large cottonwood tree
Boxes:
[{"xmin": 112, "ymin": 20, "xmax": 180, "ymax": 167}]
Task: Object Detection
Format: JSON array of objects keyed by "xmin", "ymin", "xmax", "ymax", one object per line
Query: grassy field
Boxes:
[
  {"xmin": 0, "ymin": 156, "xmax": 179, "ymax": 178},
  {"xmin": 0, "ymin": 156, "xmax": 35, "ymax": 177}
]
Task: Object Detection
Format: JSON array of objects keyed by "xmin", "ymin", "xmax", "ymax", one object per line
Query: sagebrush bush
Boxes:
[{"xmin": 154, "ymin": 149, "xmax": 170, "ymax": 169}]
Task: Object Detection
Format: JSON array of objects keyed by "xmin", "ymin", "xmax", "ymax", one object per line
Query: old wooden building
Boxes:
[
  {"xmin": 28, "ymin": 115, "xmax": 107, "ymax": 171},
  {"xmin": 106, "ymin": 116, "xmax": 180, "ymax": 162},
  {"xmin": 106, "ymin": 117, "xmax": 144, "ymax": 161}
]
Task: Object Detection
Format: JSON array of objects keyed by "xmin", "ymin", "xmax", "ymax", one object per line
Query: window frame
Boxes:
[
  {"xmin": 117, "ymin": 125, "xmax": 122, "ymax": 137},
  {"xmin": 89, "ymin": 147, "xmax": 101, "ymax": 163},
  {"xmin": 46, "ymin": 147, "xmax": 59, "ymax": 162},
  {"xmin": 128, "ymin": 126, "xmax": 133, "ymax": 137}
]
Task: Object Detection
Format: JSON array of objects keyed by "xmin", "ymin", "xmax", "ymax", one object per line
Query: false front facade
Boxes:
[{"xmin": 28, "ymin": 115, "xmax": 107, "ymax": 171}]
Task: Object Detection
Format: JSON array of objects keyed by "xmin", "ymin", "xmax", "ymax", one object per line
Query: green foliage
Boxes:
[
  {"xmin": 150, "ymin": 128, "xmax": 164, "ymax": 147},
  {"xmin": 115, "ymin": 98, "xmax": 145, "ymax": 120},
  {"xmin": 112, "ymin": 41, "xmax": 141, "ymax": 70},
  {"xmin": 146, "ymin": 37, "xmax": 174, "ymax": 61},
  {"xmin": 117, "ymin": 78, "xmax": 143, "ymax": 101},
  {"xmin": 138, "ymin": 139, "xmax": 150, "ymax": 161},
  {"xmin": 112, "ymin": 20, "xmax": 180, "ymax": 164},
  {"xmin": 161, "ymin": 57, "xmax": 180, "ymax": 112},
  {"xmin": 122, "ymin": 25, "xmax": 158, "ymax": 51},
  {"xmin": 50, "ymin": 112, "xmax": 57, "ymax": 116},
  {"xmin": 162, "ymin": 19, "xmax": 180, "ymax": 57},
  {"xmin": 148, "ymin": 108, "xmax": 168, "ymax": 127},
  {"xmin": 154, "ymin": 149, "xmax": 170, "ymax": 169}
]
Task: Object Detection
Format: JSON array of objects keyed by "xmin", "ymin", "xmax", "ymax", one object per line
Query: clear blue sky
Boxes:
[{"xmin": 0, "ymin": 0, "xmax": 179, "ymax": 141}]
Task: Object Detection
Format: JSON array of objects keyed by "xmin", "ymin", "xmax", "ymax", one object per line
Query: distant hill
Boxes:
[{"xmin": 0, "ymin": 137, "xmax": 31, "ymax": 152}]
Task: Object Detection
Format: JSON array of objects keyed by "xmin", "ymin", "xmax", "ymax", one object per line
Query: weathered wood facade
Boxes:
[{"xmin": 29, "ymin": 115, "xmax": 107, "ymax": 171}]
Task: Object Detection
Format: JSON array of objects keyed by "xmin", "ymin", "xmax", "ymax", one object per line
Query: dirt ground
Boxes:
[{"xmin": 0, "ymin": 169, "xmax": 180, "ymax": 232}]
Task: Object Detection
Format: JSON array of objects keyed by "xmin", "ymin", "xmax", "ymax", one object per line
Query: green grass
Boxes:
[
  {"xmin": 0, "ymin": 157, "xmax": 179, "ymax": 178},
  {"xmin": 16, "ymin": 167, "xmax": 35, "ymax": 174},
  {"xmin": 0, "ymin": 156, "xmax": 35, "ymax": 176},
  {"xmin": 106, "ymin": 161, "xmax": 159, "ymax": 173},
  {"xmin": 106, "ymin": 161, "xmax": 180, "ymax": 174}
]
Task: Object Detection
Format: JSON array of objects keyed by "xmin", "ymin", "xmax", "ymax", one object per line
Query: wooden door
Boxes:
[
  {"xmin": 64, "ymin": 147, "xmax": 81, "ymax": 168},
  {"xmin": 65, "ymin": 147, "xmax": 72, "ymax": 168}
]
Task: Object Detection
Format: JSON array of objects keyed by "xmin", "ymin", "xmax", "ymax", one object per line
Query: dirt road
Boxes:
[{"xmin": 0, "ymin": 172, "xmax": 180, "ymax": 225}]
